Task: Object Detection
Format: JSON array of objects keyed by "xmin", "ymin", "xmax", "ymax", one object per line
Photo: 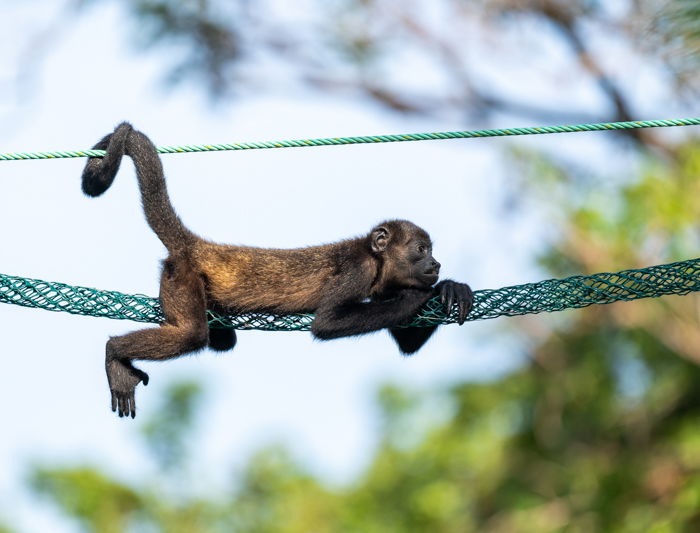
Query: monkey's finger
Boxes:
[
  {"xmin": 130, "ymin": 394, "xmax": 136, "ymax": 419},
  {"xmin": 460, "ymin": 297, "xmax": 473, "ymax": 324},
  {"xmin": 111, "ymin": 392, "xmax": 118, "ymax": 413},
  {"xmin": 119, "ymin": 395, "xmax": 127, "ymax": 418},
  {"xmin": 444, "ymin": 286, "xmax": 455, "ymax": 317}
]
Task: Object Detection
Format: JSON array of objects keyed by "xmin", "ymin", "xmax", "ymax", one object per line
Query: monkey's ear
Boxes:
[{"xmin": 370, "ymin": 226, "xmax": 391, "ymax": 253}]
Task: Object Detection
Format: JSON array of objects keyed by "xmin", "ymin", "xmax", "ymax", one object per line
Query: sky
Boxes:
[{"xmin": 0, "ymin": 1, "xmax": 687, "ymax": 531}]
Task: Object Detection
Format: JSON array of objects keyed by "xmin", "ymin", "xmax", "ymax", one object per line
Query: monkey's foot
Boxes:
[{"xmin": 106, "ymin": 358, "xmax": 149, "ymax": 418}]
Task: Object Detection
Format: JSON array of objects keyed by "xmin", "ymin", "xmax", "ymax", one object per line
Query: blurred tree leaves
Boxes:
[
  {"xmin": 648, "ymin": 0, "xmax": 700, "ymax": 89},
  {"xmin": 18, "ymin": 1, "xmax": 698, "ymax": 133},
  {"xmin": 141, "ymin": 381, "xmax": 203, "ymax": 472},
  {"xmin": 31, "ymin": 468, "xmax": 143, "ymax": 533},
  {"xmin": 125, "ymin": 0, "xmax": 241, "ymax": 97}
]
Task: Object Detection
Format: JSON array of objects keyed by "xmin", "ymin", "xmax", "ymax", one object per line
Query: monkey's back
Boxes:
[{"xmin": 193, "ymin": 241, "xmax": 345, "ymax": 313}]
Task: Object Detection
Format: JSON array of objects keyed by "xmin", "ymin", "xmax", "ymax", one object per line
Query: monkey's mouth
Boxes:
[{"xmin": 421, "ymin": 273, "xmax": 440, "ymax": 286}]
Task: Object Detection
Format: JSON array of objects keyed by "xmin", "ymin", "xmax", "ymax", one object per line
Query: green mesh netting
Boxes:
[{"xmin": 1, "ymin": 257, "xmax": 698, "ymax": 330}]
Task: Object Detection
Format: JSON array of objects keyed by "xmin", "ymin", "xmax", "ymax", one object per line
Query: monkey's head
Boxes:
[{"xmin": 369, "ymin": 220, "xmax": 441, "ymax": 292}]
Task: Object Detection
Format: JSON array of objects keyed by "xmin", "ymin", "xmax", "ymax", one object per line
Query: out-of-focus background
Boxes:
[{"xmin": 1, "ymin": 1, "xmax": 699, "ymax": 531}]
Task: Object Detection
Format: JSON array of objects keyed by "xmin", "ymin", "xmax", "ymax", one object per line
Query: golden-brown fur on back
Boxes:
[{"xmin": 193, "ymin": 239, "xmax": 373, "ymax": 313}]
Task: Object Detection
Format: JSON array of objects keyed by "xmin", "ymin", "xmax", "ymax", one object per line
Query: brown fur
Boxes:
[{"xmin": 193, "ymin": 241, "xmax": 348, "ymax": 312}]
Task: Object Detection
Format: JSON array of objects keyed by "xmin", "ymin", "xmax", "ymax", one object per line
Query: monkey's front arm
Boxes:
[
  {"xmin": 311, "ymin": 287, "xmax": 434, "ymax": 340},
  {"xmin": 310, "ymin": 279, "xmax": 473, "ymax": 348}
]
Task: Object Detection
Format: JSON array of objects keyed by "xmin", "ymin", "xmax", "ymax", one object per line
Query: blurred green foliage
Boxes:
[
  {"xmin": 31, "ymin": 469, "xmax": 143, "ymax": 533},
  {"xmin": 141, "ymin": 381, "xmax": 203, "ymax": 472}
]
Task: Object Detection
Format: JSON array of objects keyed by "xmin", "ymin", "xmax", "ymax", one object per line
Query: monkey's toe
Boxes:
[
  {"xmin": 111, "ymin": 391, "xmax": 137, "ymax": 418},
  {"xmin": 106, "ymin": 360, "xmax": 148, "ymax": 418}
]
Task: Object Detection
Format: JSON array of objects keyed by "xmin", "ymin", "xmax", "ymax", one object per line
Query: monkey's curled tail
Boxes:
[{"xmin": 82, "ymin": 122, "xmax": 195, "ymax": 254}]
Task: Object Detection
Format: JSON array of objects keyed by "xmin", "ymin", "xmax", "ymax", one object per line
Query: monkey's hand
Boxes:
[
  {"xmin": 435, "ymin": 280, "xmax": 473, "ymax": 325},
  {"xmin": 106, "ymin": 358, "xmax": 149, "ymax": 418}
]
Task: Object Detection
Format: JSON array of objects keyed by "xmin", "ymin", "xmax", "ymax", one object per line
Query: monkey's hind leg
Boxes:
[{"xmin": 105, "ymin": 257, "xmax": 209, "ymax": 418}]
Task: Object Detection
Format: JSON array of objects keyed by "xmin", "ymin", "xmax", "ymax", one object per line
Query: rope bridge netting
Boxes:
[
  {"xmin": 1, "ymin": 258, "xmax": 699, "ymax": 330},
  {"xmin": 1, "ymin": 117, "xmax": 699, "ymax": 328}
]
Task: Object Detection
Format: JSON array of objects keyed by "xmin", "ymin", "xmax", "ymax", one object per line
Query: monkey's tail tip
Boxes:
[
  {"xmin": 81, "ymin": 165, "xmax": 115, "ymax": 197},
  {"xmin": 81, "ymin": 122, "xmax": 133, "ymax": 197}
]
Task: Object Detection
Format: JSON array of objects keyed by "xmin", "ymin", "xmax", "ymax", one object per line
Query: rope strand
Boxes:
[{"xmin": 1, "ymin": 118, "xmax": 698, "ymax": 161}]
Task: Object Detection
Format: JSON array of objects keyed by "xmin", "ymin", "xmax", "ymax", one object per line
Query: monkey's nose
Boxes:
[{"xmin": 432, "ymin": 260, "xmax": 441, "ymax": 273}]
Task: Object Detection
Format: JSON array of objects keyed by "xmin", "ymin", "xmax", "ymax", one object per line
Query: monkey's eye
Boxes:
[{"xmin": 417, "ymin": 244, "xmax": 426, "ymax": 254}]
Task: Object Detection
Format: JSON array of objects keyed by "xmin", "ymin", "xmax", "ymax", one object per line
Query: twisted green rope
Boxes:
[
  {"xmin": 1, "ymin": 258, "xmax": 698, "ymax": 330},
  {"xmin": 1, "ymin": 118, "xmax": 698, "ymax": 161}
]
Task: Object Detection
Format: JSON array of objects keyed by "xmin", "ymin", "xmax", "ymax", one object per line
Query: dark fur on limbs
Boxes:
[{"xmin": 82, "ymin": 123, "xmax": 473, "ymax": 418}]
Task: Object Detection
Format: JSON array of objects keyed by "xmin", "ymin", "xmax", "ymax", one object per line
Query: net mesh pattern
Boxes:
[{"xmin": 1, "ymin": 257, "xmax": 698, "ymax": 330}]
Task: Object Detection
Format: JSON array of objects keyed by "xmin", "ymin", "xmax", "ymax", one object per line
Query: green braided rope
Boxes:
[
  {"xmin": 1, "ymin": 258, "xmax": 698, "ymax": 330},
  {"xmin": 1, "ymin": 118, "xmax": 699, "ymax": 161}
]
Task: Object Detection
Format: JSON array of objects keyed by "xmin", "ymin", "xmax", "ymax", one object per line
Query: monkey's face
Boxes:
[
  {"xmin": 370, "ymin": 220, "xmax": 440, "ymax": 291},
  {"xmin": 408, "ymin": 238, "xmax": 441, "ymax": 287},
  {"xmin": 388, "ymin": 236, "xmax": 441, "ymax": 289}
]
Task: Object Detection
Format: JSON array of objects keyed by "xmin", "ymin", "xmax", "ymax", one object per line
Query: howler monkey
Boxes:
[{"xmin": 82, "ymin": 123, "xmax": 473, "ymax": 418}]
